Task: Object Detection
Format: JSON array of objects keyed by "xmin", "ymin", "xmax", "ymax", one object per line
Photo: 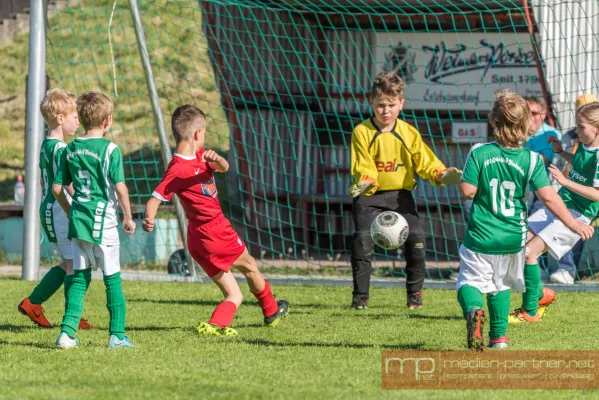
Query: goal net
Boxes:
[{"xmin": 37, "ymin": 0, "xmax": 599, "ymax": 283}]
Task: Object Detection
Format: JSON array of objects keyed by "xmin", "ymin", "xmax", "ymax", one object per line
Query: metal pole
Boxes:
[
  {"xmin": 22, "ymin": 0, "xmax": 47, "ymax": 281},
  {"xmin": 128, "ymin": 0, "xmax": 196, "ymax": 276}
]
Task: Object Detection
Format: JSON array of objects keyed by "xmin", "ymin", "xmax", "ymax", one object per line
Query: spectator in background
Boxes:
[
  {"xmin": 547, "ymin": 93, "xmax": 597, "ymax": 284},
  {"xmin": 525, "ymin": 96, "xmax": 562, "ymax": 216}
]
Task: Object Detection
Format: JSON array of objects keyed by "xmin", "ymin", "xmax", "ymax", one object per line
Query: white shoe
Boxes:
[
  {"xmin": 56, "ymin": 332, "xmax": 79, "ymax": 349},
  {"xmin": 550, "ymin": 270, "xmax": 575, "ymax": 285}
]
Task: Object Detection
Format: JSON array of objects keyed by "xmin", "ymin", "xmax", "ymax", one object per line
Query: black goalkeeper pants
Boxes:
[{"xmin": 351, "ymin": 190, "xmax": 426, "ymax": 301}]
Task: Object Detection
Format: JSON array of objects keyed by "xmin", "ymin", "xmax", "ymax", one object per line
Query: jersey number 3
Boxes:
[
  {"xmin": 78, "ymin": 170, "xmax": 92, "ymax": 203},
  {"xmin": 489, "ymin": 178, "xmax": 515, "ymax": 217}
]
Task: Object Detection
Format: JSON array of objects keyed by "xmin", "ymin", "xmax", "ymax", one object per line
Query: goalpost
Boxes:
[{"xmin": 23, "ymin": 0, "xmax": 599, "ymax": 287}]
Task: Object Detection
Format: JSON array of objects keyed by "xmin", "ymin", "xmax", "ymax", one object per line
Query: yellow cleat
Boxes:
[
  {"xmin": 219, "ymin": 326, "xmax": 239, "ymax": 336},
  {"xmin": 196, "ymin": 322, "xmax": 238, "ymax": 336},
  {"xmin": 537, "ymin": 305, "xmax": 549, "ymax": 320},
  {"xmin": 508, "ymin": 308, "xmax": 541, "ymax": 324}
]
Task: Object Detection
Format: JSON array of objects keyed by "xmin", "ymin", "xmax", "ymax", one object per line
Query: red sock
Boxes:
[
  {"xmin": 208, "ymin": 301, "xmax": 237, "ymax": 327},
  {"xmin": 253, "ymin": 280, "xmax": 278, "ymax": 317}
]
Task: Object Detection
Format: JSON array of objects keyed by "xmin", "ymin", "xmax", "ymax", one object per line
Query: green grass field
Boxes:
[{"xmin": 1, "ymin": 278, "xmax": 599, "ymax": 399}]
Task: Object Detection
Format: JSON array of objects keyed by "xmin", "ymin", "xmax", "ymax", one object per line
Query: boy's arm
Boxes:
[
  {"xmin": 549, "ymin": 164, "xmax": 599, "ymax": 202},
  {"xmin": 115, "ymin": 182, "xmax": 135, "ymax": 234},
  {"xmin": 549, "ymin": 136, "xmax": 574, "ymax": 164},
  {"xmin": 411, "ymin": 128, "xmax": 462, "ymax": 186},
  {"xmin": 458, "ymin": 181, "xmax": 477, "ymax": 199},
  {"xmin": 142, "ymin": 197, "xmax": 162, "ymax": 232},
  {"xmin": 145, "ymin": 162, "xmax": 183, "ymax": 232},
  {"xmin": 350, "ymin": 126, "xmax": 378, "ymax": 197},
  {"xmin": 458, "ymin": 147, "xmax": 479, "ymax": 199},
  {"xmin": 535, "ymin": 186, "xmax": 594, "ymax": 240},
  {"xmin": 108, "ymin": 146, "xmax": 135, "ymax": 234},
  {"xmin": 52, "ymin": 146, "xmax": 71, "ymax": 215},
  {"xmin": 52, "ymin": 183, "xmax": 70, "ymax": 215},
  {"xmin": 202, "ymin": 150, "xmax": 228, "ymax": 172},
  {"xmin": 65, "ymin": 183, "xmax": 75, "ymax": 198}
]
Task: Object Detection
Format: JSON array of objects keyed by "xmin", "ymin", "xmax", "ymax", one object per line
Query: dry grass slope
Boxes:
[{"xmin": 0, "ymin": 0, "xmax": 228, "ymax": 203}]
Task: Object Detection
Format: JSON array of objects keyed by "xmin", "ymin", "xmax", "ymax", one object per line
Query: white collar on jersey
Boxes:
[
  {"xmin": 174, "ymin": 153, "xmax": 196, "ymax": 160},
  {"xmin": 76, "ymin": 137, "xmax": 104, "ymax": 140},
  {"xmin": 583, "ymin": 144, "xmax": 599, "ymax": 151}
]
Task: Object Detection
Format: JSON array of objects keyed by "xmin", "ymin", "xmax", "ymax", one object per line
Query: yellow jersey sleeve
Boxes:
[
  {"xmin": 350, "ymin": 124, "xmax": 378, "ymax": 196},
  {"xmin": 410, "ymin": 126, "xmax": 447, "ymax": 187}
]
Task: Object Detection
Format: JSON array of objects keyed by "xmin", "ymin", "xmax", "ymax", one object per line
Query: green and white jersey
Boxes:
[
  {"xmin": 462, "ymin": 142, "xmax": 550, "ymax": 254},
  {"xmin": 559, "ymin": 144, "xmax": 599, "ymax": 218},
  {"xmin": 54, "ymin": 137, "xmax": 125, "ymax": 245},
  {"xmin": 39, "ymin": 137, "xmax": 71, "ymax": 243}
]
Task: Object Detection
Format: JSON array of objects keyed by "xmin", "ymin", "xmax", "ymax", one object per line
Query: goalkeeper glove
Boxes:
[
  {"xmin": 350, "ymin": 176, "xmax": 378, "ymax": 198},
  {"xmin": 436, "ymin": 167, "xmax": 462, "ymax": 185}
]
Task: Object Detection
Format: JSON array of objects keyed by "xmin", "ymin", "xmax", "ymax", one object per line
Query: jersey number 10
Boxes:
[{"xmin": 489, "ymin": 178, "xmax": 515, "ymax": 217}]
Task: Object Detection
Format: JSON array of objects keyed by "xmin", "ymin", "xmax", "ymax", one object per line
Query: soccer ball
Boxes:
[{"xmin": 370, "ymin": 211, "xmax": 409, "ymax": 250}]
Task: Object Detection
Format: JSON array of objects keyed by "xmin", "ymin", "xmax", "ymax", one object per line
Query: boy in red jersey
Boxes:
[{"xmin": 142, "ymin": 105, "xmax": 288, "ymax": 336}]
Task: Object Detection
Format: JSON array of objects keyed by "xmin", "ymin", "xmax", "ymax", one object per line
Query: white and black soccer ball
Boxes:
[{"xmin": 370, "ymin": 211, "xmax": 409, "ymax": 250}]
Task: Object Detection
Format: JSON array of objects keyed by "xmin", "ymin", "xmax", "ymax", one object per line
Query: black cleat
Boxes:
[
  {"xmin": 264, "ymin": 300, "xmax": 289, "ymax": 327},
  {"xmin": 407, "ymin": 291, "xmax": 423, "ymax": 309},
  {"xmin": 351, "ymin": 298, "xmax": 368, "ymax": 310}
]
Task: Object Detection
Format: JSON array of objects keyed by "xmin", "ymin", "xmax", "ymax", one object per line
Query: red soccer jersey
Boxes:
[{"xmin": 152, "ymin": 149, "xmax": 223, "ymax": 223}]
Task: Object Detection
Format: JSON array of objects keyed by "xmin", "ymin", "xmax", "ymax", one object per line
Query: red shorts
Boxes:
[{"xmin": 187, "ymin": 216, "xmax": 246, "ymax": 278}]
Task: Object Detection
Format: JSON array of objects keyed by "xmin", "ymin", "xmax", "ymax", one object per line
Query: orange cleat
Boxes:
[
  {"xmin": 18, "ymin": 297, "xmax": 51, "ymax": 328},
  {"xmin": 78, "ymin": 318, "xmax": 94, "ymax": 330},
  {"xmin": 538, "ymin": 287, "xmax": 556, "ymax": 319},
  {"xmin": 539, "ymin": 287, "xmax": 556, "ymax": 307},
  {"xmin": 508, "ymin": 308, "xmax": 541, "ymax": 323}
]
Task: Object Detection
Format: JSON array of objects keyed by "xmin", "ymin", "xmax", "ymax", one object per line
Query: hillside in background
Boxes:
[{"xmin": 0, "ymin": 0, "xmax": 228, "ymax": 203}]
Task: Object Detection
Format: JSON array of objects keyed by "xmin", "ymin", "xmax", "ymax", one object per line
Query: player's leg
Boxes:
[
  {"xmin": 18, "ymin": 255, "xmax": 66, "ymax": 328},
  {"xmin": 95, "ymin": 241, "xmax": 133, "ymax": 348},
  {"xmin": 509, "ymin": 235, "xmax": 547, "ymax": 323},
  {"xmin": 20, "ymin": 210, "xmax": 71, "ymax": 327},
  {"xmin": 486, "ymin": 290, "xmax": 510, "ymax": 349},
  {"xmin": 61, "ymin": 242, "xmax": 94, "ymax": 330},
  {"xmin": 389, "ymin": 190, "xmax": 426, "ymax": 308},
  {"xmin": 510, "ymin": 207, "xmax": 553, "ymax": 322},
  {"xmin": 197, "ymin": 271, "xmax": 241, "ymax": 336},
  {"xmin": 456, "ymin": 245, "xmax": 492, "ymax": 350},
  {"xmin": 19, "ymin": 248, "xmax": 69, "ymax": 328},
  {"xmin": 459, "ymin": 285, "xmax": 485, "ymax": 351},
  {"xmin": 57, "ymin": 239, "xmax": 93, "ymax": 348},
  {"xmin": 231, "ymin": 249, "xmax": 288, "ymax": 327},
  {"xmin": 351, "ymin": 194, "xmax": 383, "ymax": 309},
  {"xmin": 402, "ymin": 212, "xmax": 426, "ymax": 309}
]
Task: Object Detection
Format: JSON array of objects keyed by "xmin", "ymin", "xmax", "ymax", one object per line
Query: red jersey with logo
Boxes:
[
  {"xmin": 152, "ymin": 149, "xmax": 246, "ymax": 277},
  {"xmin": 152, "ymin": 149, "xmax": 222, "ymax": 223}
]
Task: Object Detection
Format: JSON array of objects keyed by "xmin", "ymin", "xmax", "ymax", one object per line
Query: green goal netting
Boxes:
[{"xmin": 37, "ymin": 0, "xmax": 599, "ymax": 283}]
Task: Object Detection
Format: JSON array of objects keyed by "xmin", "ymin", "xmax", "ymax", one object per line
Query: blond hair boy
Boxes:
[{"xmin": 18, "ymin": 89, "xmax": 93, "ymax": 330}]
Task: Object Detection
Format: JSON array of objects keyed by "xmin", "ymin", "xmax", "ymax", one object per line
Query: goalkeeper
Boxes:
[{"xmin": 349, "ymin": 72, "xmax": 462, "ymax": 310}]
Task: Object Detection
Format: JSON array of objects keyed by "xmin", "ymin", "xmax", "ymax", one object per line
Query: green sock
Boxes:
[
  {"xmin": 104, "ymin": 272, "xmax": 126, "ymax": 340},
  {"xmin": 457, "ymin": 285, "xmax": 484, "ymax": 319},
  {"xmin": 538, "ymin": 281, "xmax": 544, "ymax": 300},
  {"xmin": 522, "ymin": 263, "xmax": 540, "ymax": 315},
  {"xmin": 28, "ymin": 266, "xmax": 66, "ymax": 304},
  {"xmin": 61, "ymin": 268, "xmax": 91, "ymax": 338},
  {"xmin": 487, "ymin": 290, "xmax": 510, "ymax": 339},
  {"xmin": 63, "ymin": 274, "xmax": 73, "ymax": 298}
]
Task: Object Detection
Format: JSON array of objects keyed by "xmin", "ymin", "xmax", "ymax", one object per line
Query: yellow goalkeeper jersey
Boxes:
[{"xmin": 350, "ymin": 118, "xmax": 446, "ymax": 196}]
